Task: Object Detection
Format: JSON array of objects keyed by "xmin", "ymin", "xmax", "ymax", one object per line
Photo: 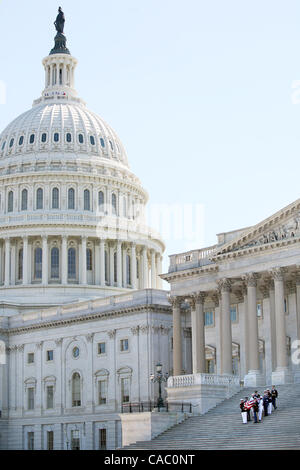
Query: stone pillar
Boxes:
[
  {"xmin": 61, "ymin": 235, "xmax": 67, "ymax": 284},
  {"xmin": 4, "ymin": 237, "xmax": 10, "ymax": 287},
  {"xmin": 294, "ymin": 271, "xmax": 300, "ymax": 383},
  {"xmin": 218, "ymin": 279, "xmax": 232, "ymax": 375},
  {"xmin": 190, "ymin": 293, "xmax": 206, "ymax": 374},
  {"xmin": 131, "ymin": 243, "xmax": 137, "ymax": 289},
  {"xmin": 81, "ymin": 236, "xmax": 87, "ymax": 285},
  {"xmin": 156, "ymin": 254, "xmax": 163, "ymax": 289},
  {"xmin": 151, "ymin": 250, "xmax": 156, "ymax": 289},
  {"xmin": 142, "ymin": 247, "xmax": 148, "ymax": 289},
  {"xmin": 42, "ymin": 236, "xmax": 48, "ymax": 285},
  {"xmin": 0, "ymin": 242, "xmax": 3, "ymax": 285},
  {"xmin": 100, "ymin": 239, "xmax": 105, "ymax": 287},
  {"xmin": 109, "ymin": 243, "xmax": 114, "ymax": 286},
  {"xmin": 10, "ymin": 241, "xmax": 16, "ymax": 286},
  {"xmin": 170, "ymin": 297, "xmax": 183, "ymax": 376},
  {"xmin": 117, "ymin": 241, "xmax": 122, "ymax": 288},
  {"xmin": 22, "ymin": 236, "xmax": 28, "ymax": 285},
  {"xmin": 122, "ymin": 246, "xmax": 127, "ymax": 287},
  {"xmin": 271, "ymin": 268, "xmax": 292, "ymax": 384}
]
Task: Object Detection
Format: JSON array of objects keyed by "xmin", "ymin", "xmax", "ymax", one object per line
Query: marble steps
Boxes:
[{"xmin": 122, "ymin": 383, "xmax": 300, "ymax": 450}]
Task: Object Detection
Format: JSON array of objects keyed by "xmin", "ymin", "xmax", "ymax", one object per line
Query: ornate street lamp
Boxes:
[{"xmin": 150, "ymin": 362, "xmax": 169, "ymax": 411}]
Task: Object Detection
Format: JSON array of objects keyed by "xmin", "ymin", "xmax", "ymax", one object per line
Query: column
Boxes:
[
  {"xmin": 156, "ymin": 254, "xmax": 163, "ymax": 289},
  {"xmin": 271, "ymin": 268, "xmax": 292, "ymax": 384},
  {"xmin": 4, "ymin": 237, "xmax": 10, "ymax": 287},
  {"xmin": 61, "ymin": 236, "xmax": 67, "ymax": 284},
  {"xmin": 243, "ymin": 273, "xmax": 263, "ymax": 386},
  {"xmin": 122, "ymin": 245, "xmax": 127, "ymax": 287},
  {"xmin": 142, "ymin": 247, "xmax": 148, "ymax": 289},
  {"xmin": 109, "ymin": 243, "xmax": 114, "ymax": 286},
  {"xmin": 99, "ymin": 239, "xmax": 105, "ymax": 287},
  {"xmin": 171, "ymin": 297, "xmax": 183, "ymax": 376},
  {"xmin": 117, "ymin": 241, "xmax": 122, "ymax": 288},
  {"xmin": 0, "ymin": 242, "xmax": 3, "ymax": 284},
  {"xmin": 81, "ymin": 236, "xmax": 87, "ymax": 285},
  {"xmin": 22, "ymin": 236, "xmax": 28, "ymax": 285},
  {"xmin": 295, "ymin": 271, "xmax": 300, "ymax": 382},
  {"xmin": 151, "ymin": 250, "xmax": 156, "ymax": 289},
  {"xmin": 42, "ymin": 236, "xmax": 48, "ymax": 285},
  {"xmin": 11, "ymin": 241, "xmax": 16, "ymax": 286},
  {"xmin": 190, "ymin": 293, "xmax": 206, "ymax": 374},
  {"xmin": 218, "ymin": 278, "xmax": 232, "ymax": 375},
  {"xmin": 131, "ymin": 243, "xmax": 137, "ymax": 289}
]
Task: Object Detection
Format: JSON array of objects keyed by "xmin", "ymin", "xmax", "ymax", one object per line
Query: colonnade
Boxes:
[
  {"xmin": 0, "ymin": 235, "xmax": 163, "ymax": 290},
  {"xmin": 170, "ymin": 267, "xmax": 295, "ymax": 383}
]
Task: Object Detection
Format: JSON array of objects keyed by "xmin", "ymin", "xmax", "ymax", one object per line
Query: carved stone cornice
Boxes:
[{"xmin": 139, "ymin": 324, "xmax": 149, "ymax": 334}]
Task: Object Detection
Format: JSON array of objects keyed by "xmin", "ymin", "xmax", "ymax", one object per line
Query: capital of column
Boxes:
[
  {"xmin": 191, "ymin": 292, "xmax": 206, "ymax": 307},
  {"xmin": 217, "ymin": 278, "xmax": 232, "ymax": 293},
  {"xmin": 270, "ymin": 267, "xmax": 286, "ymax": 282},
  {"xmin": 169, "ymin": 295, "xmax": 183, "ymax": 308},
  {"xmin": 243, "ymin": 272, "xmax": 259, "ymax": 287}
]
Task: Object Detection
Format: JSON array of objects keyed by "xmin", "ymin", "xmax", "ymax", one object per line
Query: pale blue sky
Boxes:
[{"xmin": 1, "ymin": 1, "xmax": 300, "ymax": 275}]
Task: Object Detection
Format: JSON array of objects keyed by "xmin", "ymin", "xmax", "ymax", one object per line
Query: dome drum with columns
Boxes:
[{"xmin": 0, "ymin": 30, "xmax": 164, "ymax": 310}]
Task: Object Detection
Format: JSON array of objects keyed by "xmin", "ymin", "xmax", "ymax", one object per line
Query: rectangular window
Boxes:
[
  {"xmin": 121, "ymin": 377, "xmax": 130, "ymax": 403},
  {"xmin": 99, "ymin": 429, "xmax": 107, "ymax": 450},
  {"xmin": 28, "ymin": 432, "xmax": 34, "ymax": 450},
  {"xmin": 206, "ymin": 359, "xmax": 215, "ymax": 374},
  {"xmin": 46, "ymin": 350, "xmax": 54, "ymax": 362},
  {"xmin": 28, "ymin": 388, "xmax": 34, "ymax": 410},
  {"xmin": 256, "ymin": 302, "xmax": 263, "ymax": 318},
  {"xmin": 230, "ymin": 305, "xmax": 238, "ymax": 323},
  {"xmin": 46, "ymin": 386, "xmax": 54, "ymax": 409},
  {"xmin": 27, "ymin": 352, "xmax": 34, "ymax": 364},
  {"xmin": 97, "ymin": 342, "xmax": 106, "ymax": 355},
  {"xmin": 47, "ymin": 431, "xmax": 54, "ymax": 450},
  {"xmin": 204, "ymin": 311, "xmax": 214, "ymax": 326},
  {"xmin": 120, "ymin": 339, "xmax": 129, "ymax": 352},
  {"xmin": 284, "ymin": 298, "xmax": 288, "ymax": 314},
  {"xmin": 71, "ymin": 430, "xmax": 80, "ymax": 450},
  {"xmin": 98, "ymin": 380, "xmax": 107, "ymax": 405}
]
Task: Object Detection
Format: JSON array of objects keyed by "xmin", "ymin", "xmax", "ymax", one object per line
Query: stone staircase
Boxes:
[{"xmin": 122, "ymin": 384, "xmax": 300, "ymax": 450}]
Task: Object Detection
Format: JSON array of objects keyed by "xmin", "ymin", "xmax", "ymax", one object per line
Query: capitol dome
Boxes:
[{"xmin": 0, "ymin": 28, "xmax": 164, "ymax": 311}]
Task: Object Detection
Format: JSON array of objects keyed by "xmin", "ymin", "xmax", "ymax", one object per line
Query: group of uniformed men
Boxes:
[{"xmin": 239, "ymin": 385, "xmax": 278, "ymax": 424}]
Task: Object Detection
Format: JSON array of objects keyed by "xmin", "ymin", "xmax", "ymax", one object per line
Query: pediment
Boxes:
[{"xmin": 214, "ymin": 198, "xmax": 300, "ymax": 256}]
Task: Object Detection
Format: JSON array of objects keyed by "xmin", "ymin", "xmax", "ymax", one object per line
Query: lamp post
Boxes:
[{"xmin": 150, "ymin": 362, "xmax": 169, "ymax": 411}]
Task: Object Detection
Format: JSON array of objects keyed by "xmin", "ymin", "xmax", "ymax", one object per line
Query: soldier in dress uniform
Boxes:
[{"xmin": 271, "ymin": 385, "xmax": 278, "ymax": 410}]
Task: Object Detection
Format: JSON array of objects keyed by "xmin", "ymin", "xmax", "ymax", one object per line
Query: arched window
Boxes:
[
  {"xmin": 36, "ymin": 188, "xmax": 43, "ymax": 209},
  {"xmin": 68, "ymin": 247, "xmax": 76, "ymax": 279},
  {"xmin": 126, "ymin": 254, "xmax": 131, "ymax": 286},
  {"xmin": 72, "ymin": 372, "xmax": 81, "ymax": 407},
  {"xmin": 86, "ymin": 248, "xmax": 92, "ymax": 271},
  {"xmin": 18, "ymin": 248, "xmax": 23, "ymax": 281},
  {"xmin": 1, "ymin": 141, "xmax": 6, "ymax": 151},
  {"xmin": 52, "ymin": 187, "xmax": 59, "ymax": 209},
  {"xmin": 9, "ymin": 138, "xmax": 14, "ymax": 148},
  {"xmin": 19, "ymin": 136, "xmax": 24, "ymax": 146},
  {"xmin": 51, "ymin": 247, "xmax": 59, "ymax": 279},
  {"xmin": 114, "ymin": 252, "xmax": 117, "ymax": 283},
  {"xmin": 100, "ymin": 138, "xmax": 105, "ymax": 148},
  {"xmin": 78, "ymin": 134, "xmax": 84, "ymax": 144},
  {"xmin": 29, "ymin": 134, "xmax": 35, "ymax": 144},
  {"xmin": 90, "ymin": 135, "xmax": 95, "ymax": 146},
  {"xmin": 21, "ymin": 189, "xmax": 28, "ymax": 211},
  {"xmin": 34, "ymin": 247, "xmax": 42, "ymax": 280},
  {"xmin": 66, "ymin": 132, "xmax": 72, "ymax": 143},
  {"xmin": 7, "ymin": 191, "xmax": 13, "ymax": 212},
  {"xmin": 68, "ymin": 188, "xmax": 75, "ymax": 209},
  {"xmin": 41, "ymin": 133, "xmax": 47, "ymax": 143},
  {"xmin": 132, "ymin": 200, "xmax": 135, "ymax": 219},
  {"xmin": 109, "ymin": 140, "xmax": 114, "ymax": 151},
  {"xmin": 98, "ymin": 191, "xmax": 104, "ymax": 212},
  {"xmin": 111, "ymin": 193, "xmax": 117, "ymax": 215},
  {"xmin": 84, "ymin": 189, "xmax": 90, "ymax": 211},
  {"xmin": 53, "ymin": 132, "xmax": 59, "ymax": 143},
  {"xmin": 136, "ymin": 259, "xmax": 139, "ymax": 280}
]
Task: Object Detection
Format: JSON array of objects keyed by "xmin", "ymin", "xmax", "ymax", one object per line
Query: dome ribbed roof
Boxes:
[{"xmin": 0, "ymin": 101, "xmax": 129, "ymax": 167}]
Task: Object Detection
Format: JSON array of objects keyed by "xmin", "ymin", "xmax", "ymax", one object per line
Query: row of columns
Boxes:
[
  {"xmin": 0, "ymin": 236, "xmax": 163, "ymax": 290},
  {"xmin": 171, "ymin": 268, "xmax": 291, "ymax": 380}
]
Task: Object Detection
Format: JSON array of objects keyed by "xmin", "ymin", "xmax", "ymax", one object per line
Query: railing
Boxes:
[
  {"xmin": 121, "ymin": 401, "xmax": 193, "ymax": 414},
  {"xmin": 168, "ymin": 245, "xmax": 218, "ymax": 272},
  {"xmin": 167, "ymin": 373, "xmax": 240, "ymax": 388}
]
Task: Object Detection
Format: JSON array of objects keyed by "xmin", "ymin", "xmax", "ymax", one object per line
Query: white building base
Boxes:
[
  {"xmin": 271, "ymin": 367, "xmax": 294, "ymax": 385},
  {"xmin": 243, "ymin": 370, "xmax": 265, "ymax": 388},
  {"xmin": 119, "ymin": 412, "xmax": 186, "ymax": 448},
  {"xmin": 166, "ymin": 374, "xmax": 241, "ymax": 415}
]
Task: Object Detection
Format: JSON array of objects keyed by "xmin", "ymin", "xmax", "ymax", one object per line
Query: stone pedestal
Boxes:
[
  {"xmin": 271, "ymin": 367, "xmax": 294, "ymax": 385},
  {"xmin": 243, "ymin": 370, "xmax": 265, "ymax": 387}
]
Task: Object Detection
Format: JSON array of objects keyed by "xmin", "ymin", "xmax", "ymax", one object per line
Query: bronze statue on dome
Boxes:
[{"xmin": 54, "ymin": 7, "xmax": 65, "ymax": 34}]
